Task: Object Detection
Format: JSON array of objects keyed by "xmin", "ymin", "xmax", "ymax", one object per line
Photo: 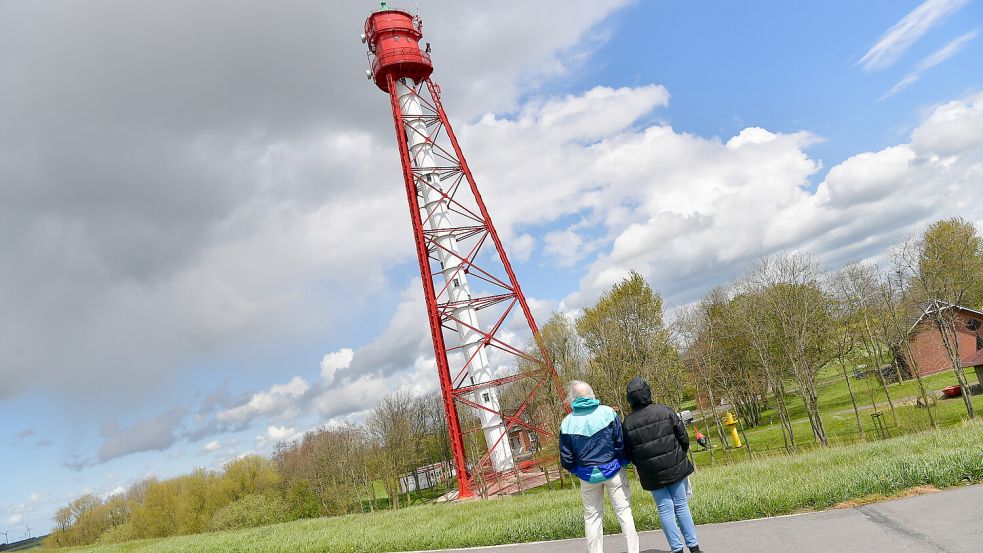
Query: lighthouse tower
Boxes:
[{"xmin": 362, "ymin": 5, "xmax": 562, "ymax": 497}]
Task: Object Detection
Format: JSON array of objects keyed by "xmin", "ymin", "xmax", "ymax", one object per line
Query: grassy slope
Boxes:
[
  {"xmin": 65, "ymin": 421, "xmax": 983, "ymax": 553},
  {"xmin": 688, "ymin": 371, "xmax": 982, "ymax": 464}
]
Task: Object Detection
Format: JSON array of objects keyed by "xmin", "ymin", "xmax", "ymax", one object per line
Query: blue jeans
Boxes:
[{"xmin": 651, "ymin": 479, "xmax": 698, "ymax": 552}]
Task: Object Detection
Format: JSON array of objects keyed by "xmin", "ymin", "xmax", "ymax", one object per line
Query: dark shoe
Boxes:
[{"xmin": 689, "ymin": 547, "xmax": 702, "ymax": 553}]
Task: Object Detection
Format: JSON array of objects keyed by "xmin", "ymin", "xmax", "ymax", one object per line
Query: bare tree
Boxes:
[
  {"xmin": 540, "ymin": 311, "xmax": 588, "ymax": 382},
  {"xmin": 834, "ymin": 262, "xmax": 898, "ymax": 425},
  {"xmin": 676, "ymin": 302, "xmax": 728, "ymax": 460},
  {"xmin": 748, "ymin": 254, "xmax": 833, "ymax": 446},
  {"xmin": 830, "ymin": 267, "xmax": 866, "ymax": 439},
  {"xmin": 366, "ymin": 390, "xmax": 418, "ymax": 509},
  {"xmin": 875, "ymin": 266, "xmax": 937, "ymax": 428}
]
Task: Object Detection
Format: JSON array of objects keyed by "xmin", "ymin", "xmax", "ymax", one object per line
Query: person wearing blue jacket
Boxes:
[{"xmin": 560, "ymin": 380, "xmax": 639, "ymax": 553}]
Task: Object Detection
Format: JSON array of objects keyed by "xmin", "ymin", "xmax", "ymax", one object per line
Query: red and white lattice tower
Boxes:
[{"xmin": 361, "ymin": 5, "xmax": 563, "ymax": 498}]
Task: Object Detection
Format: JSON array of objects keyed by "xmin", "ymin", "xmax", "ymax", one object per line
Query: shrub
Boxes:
[
  {"xmin": 96, "ymin": 522, "xmax": 136, "ymax": 544},
  {"xmin": 206, "ymin": 494, "xmax": 289, "ymax": 532}
]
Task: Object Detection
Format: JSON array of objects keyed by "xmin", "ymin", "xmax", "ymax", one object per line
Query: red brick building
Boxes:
[
  {"xmin": 908, "ymin": 302, "xmax": 983, "ymax": 377},
  {"xmin": 960, "ymin": 348, "xmax": 983, "ymax": 386}
]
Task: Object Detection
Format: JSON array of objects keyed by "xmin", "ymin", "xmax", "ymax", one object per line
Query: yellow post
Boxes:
[{"xmin": 722, "ymin": 411, "xmax": 741, "ymax": 448}]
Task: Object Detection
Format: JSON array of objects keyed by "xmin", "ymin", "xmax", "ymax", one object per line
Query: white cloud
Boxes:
[
  {"xmin": 881, "ymin": 30, "xmax": 978, "ymax": 99},
  {"xmin": 151, "ymin": 82, "xmax": 983, "ymax": 451},
  {"xmin": 319, "ymin": 348, "xmax": 354, "ymax": 385},
  {"xmin": 203, "ymin": 440, "xmax": 221, "ymax": 451},
  {"xmin": 217, "ymin": 376, "xmax": 309, "ymax": 425},
  {"xmin": 911, "ymin": 92, "xmax": 983, "ymax": 156},
  {"xmin": 253, "ymin": 425, "xmax": 303, "ymax": 450},
  {"xmin": 458, "ymin": 85, "xmax": 671, "ymax": 240},
  {"xmin": 510, "ymin": 233, "xmax": 536, "ymax": 263},
  {"xmin": 100, "ymin": 486, "xmax": 125, "ymax": 500},
  {"xmin": 857, "ymin": 0, "xmax": 969, "ymax": 71},
  {"xmin": 564, "ymin": 90, "xmax": 983, "ymax": 306},
  {"xmin": 144, "ymin": 84, "xmax": 983, "ymax": 454},
  {"xmin": 311, "ymin": 358, "xmax": 440, "ymax": 421},
  {"xmin": 265, "ymin": 425, "xmax": 297, "ymax": 441},
  {"xmin": 881, "ymin": 73, "xmax": 922, "ymax": 99},
  {"xmin": 916, "ymin": 29, "xmax": 978, "ymax": 70},
  {"xmin": 544, "ymin": 229, "xmax": 589, "ymax": 267},
  {"xmin": 0, "ymin": 0, "xmax": 632, "ymax": 408},
  {"xmin": 8, "ymin": 513, "xmax": 22, "ymax": 525},
  {"xmin": 451, "ymin": 85, "xmax": 983, "ymax": 309},
  {"xmin": 339, "ymin": 284, "xmax": 432, "ymax": 382}
]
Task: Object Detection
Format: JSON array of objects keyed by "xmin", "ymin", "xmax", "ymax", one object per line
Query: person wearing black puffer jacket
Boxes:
[{"xmin": 622, "ymin": 377, "xmax": 702, "ymax": 553}]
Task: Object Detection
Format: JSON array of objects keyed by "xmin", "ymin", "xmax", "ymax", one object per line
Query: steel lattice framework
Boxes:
[{"xmin": 385, "ymin": 75, "xmax": 563, "ymax": 498}]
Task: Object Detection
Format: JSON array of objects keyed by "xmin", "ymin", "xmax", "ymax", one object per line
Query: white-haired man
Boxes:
[{"xmin": 560, "ymin": 380, "xmax": 639, "ymax": 553}]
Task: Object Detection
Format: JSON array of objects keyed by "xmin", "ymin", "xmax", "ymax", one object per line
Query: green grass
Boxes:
[
  {"xmin": 689, "ymin": 371, "xmax": 982, "ymax": 465},
  {"xmin": 358, "ymin": 478, "xmax": 456, "ymax": 511},
  {"xmin": 63, "ymin": 421, "xmax": 983, "ymax": 553}
]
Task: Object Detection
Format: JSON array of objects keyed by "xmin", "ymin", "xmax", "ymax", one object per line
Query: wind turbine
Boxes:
[
  {"xmin": 24, "ymin": 524, "xmax": 31, "ymax": 539},
  {"xmin": 1, "ymin": 529, "xmax": 9, "ymax": 544}
]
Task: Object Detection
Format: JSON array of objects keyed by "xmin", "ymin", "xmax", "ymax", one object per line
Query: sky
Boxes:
[{"xmin": 2, "ymin": 0, "xmax": 982, "ymax": 536}]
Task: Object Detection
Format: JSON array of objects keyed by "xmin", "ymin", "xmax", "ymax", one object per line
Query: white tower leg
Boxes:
[{"xmin": 397, "ymin": 79, "xmax": 514, "ymax": 472}]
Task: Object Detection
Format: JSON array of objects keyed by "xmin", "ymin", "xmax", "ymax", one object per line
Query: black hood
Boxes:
[{"xmin": 626, "ymin": 376, "xmax": 652, "ymax": 410}]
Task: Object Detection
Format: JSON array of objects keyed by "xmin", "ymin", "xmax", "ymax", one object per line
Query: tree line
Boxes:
[
  {"xmin": 538, "ymin": 216, "xmax": 983, "ymax": 458},
  {"xmin": 45, "ymin": 216, "xmax": 983, "ymax": 547},
  {"xmin": 45, "ymin": 392, "xmax": 456, "ymax": 547}
]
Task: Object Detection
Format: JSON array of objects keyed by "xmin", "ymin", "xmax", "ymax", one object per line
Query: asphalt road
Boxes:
[{"xmin": 402, "ymin": 484, "xmax": 983, "ymax": 553}]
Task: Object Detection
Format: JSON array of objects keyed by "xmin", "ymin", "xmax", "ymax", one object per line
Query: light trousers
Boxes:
[
  {"xmin": 651, "ymin": 478, "xmax": 699, "ymax": 552},
  {"xmin": 578, "ymin": 468, "xmax": 639, "ymax": 553}
]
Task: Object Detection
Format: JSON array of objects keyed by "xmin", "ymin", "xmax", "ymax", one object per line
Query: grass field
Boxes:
[
  {"xmin": 63, "ymin": 420, "xmax": 983, "ymax": 553},
  {"xmin": 687, "ymin": 370, "xmax": 983, "ymax": 465}
]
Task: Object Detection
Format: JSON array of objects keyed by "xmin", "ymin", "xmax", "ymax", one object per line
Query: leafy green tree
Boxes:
[
  {"xmin": 130, "ymin": 479, "xmax": 180, "ymax": 538},
  {"xmin": 917, "ymin": 217, "xmax": 983, "ymax": 309},
  {"xmin": 898, "ymin": 216, "xmax": 983, "ymax": 419},
  {"xmin": 174, "ymin": 468, "xmax": 227, "ymax": 534},
  {"xmin": 576, "ymin": 271, "xmax": 680, "ymax": 412},
  {"xmin": 222, "ymin": 455, "xmax": 282, "ymax": 502},
  {"xmin": 206, "ymin": 494, "xmax": 289, "ymax": 531}
]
